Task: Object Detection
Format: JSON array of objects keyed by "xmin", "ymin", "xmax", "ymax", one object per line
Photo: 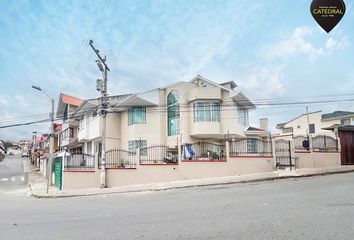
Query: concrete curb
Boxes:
[{"xmin": 30, "ymin": 168, "xmax": 354, "ymax": 199}]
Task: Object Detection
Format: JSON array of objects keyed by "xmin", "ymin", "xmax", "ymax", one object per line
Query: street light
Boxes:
[{"xmin": 32, "ymin": 85, "xmax": 54, "ymax": 194}]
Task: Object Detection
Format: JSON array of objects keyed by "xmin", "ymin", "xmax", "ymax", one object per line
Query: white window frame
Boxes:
[
  {"xmin": 128, "ymin": 107, "xmax": 147, "ymax": 126},
  {"xmin": 238, "ymin": 108, "xmax": 248, "ymax": 125},
  {"xmin": 193, "ymin": 101, "xmax": 220, "ymax": 122}
]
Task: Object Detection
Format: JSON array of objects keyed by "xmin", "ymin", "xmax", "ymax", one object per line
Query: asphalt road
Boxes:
[
  {"xmin": 0, "ymin": 154, "xmax": 28, "ymax": 190},
  {"xmin": 0, "ymin": 164, "xmax": 354, "ymax": 240}
]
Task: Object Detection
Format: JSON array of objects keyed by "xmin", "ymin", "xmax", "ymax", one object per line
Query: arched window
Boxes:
[{"xmin": 167, "ymin": 91, "xmax": 180, "ymax": 136}]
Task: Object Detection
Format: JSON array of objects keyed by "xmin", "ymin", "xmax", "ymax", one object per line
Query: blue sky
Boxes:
[{"xmin": 0, "ymin": 0, "xmax": 353, "ymax": 141}]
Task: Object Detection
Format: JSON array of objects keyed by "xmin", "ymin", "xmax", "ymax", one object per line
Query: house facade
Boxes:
[
  {"xmin": 276, "ymin": 110, "xmax": 354, "ymax": 136},
  {"xmin": 54, "ymin": 75, "xmax": 276, "ymax": 189},
  {"xmin": 73, "ymin": 75, "xmax": 264, "ymax": 156}
]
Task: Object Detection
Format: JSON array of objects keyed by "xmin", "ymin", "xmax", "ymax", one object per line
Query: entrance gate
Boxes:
[
  {"xmin": 339, "ymin": 129, "xmax": 354, "ymax": 165},
  {"xmin": 275, "ymin": 139, "xmax": 294, "ymax": 170},
  {"xmin": 53, "ymin": 157, "xmax": 62, "ymax": 190}
]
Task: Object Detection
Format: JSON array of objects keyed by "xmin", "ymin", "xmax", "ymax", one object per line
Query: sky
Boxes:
[{"xmin": 0, "ymin": 0, "xmax": 353, "ymax": 141}]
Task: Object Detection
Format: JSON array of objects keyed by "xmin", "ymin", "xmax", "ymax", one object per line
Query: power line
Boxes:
[
  {"xmin": 69, "ymin": 0, "xmax": 112, "ymax": 83},
  {"xmin": 4, "ymin": 95, "xmax": 351, "ymax": 123},
  {"xmin": 1, "ymin": 95, "xmax": 354, "ymax": 130}
]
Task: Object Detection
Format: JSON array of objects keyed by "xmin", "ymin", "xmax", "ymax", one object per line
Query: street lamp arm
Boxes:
[{"xmin": 32, "ymin": 85, "xmax": 53, "ymax": 101}]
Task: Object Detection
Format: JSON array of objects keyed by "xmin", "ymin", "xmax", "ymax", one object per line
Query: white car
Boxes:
[{"xmin": 21, "ymin": 152, "xmax": 28, "ymax": 157}]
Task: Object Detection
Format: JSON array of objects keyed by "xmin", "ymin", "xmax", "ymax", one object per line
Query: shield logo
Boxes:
[{"xmin": 310, "ymin": 0, "xmax": 346, "ymax": 33}]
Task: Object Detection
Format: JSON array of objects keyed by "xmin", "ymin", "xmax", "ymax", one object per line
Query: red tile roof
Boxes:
[{"xmin": 60, "ymin": 93, "xmax": 83, "ymax": 107}]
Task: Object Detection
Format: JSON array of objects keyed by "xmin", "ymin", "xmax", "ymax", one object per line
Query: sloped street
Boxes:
[{"xmin": 1, "ymin": 162, "xmax": 354, "ymax": 240}]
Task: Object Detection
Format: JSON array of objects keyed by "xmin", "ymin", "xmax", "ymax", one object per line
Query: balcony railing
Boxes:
[{"xmin": 182, "ymin": 142, "xmax": 226, "ymax": 161}]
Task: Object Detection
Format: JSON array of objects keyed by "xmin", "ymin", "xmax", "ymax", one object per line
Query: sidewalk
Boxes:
[{"xmin": 28, "ymin": 165, "xmax": 354, "ymax": 199}]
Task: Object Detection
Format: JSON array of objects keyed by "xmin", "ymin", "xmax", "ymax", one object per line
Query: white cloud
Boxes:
[
  {"xmin": 14, "ymin": 95, "xmax": 28, "ymax": 107},
  {"xmin": 0, "ymin": 95, "xmax": 7, "ymax": 106},
  {"xmin": 267, "ymin": 26, "xmax": 349, "ymax": 62},
  {"xmin": 240, "ymin": 66, "xmax": 285, "ymax": 100}
]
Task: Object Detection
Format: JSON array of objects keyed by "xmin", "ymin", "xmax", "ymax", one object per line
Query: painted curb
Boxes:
[{"xmin": 31, "ymin": 169, "xmax": 354, "ymax": 199}]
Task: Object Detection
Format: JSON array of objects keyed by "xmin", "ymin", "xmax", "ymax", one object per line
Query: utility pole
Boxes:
[
  {"xmin": 306, "ymin": 106, "xmax": 310, "ymax": 135},
  {"xmin": 49, "ymin": 98, "xmax": 54, "ymax": 191},
  {"xmin": 89, "ymin": 40, "xmax": 110, "ymax": 188}
]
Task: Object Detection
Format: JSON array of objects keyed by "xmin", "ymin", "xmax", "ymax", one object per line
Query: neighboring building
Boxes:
[
  {"xmin": 19, "ymin": 140, "xmax": 30, "ymax": 156},
  {"xmin": 56, "ymin": 93, "xmax": 84, "ymax": 154},
  {"xmin": 276, "ymin": 110, "xmax": 354, "ymax": 136},
  {"xmin": 73, "ymin": 75, "xmax": 266, "ymax": 155}
]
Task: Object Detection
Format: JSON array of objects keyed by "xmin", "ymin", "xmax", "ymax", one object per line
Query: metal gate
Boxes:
[
  {"xmin": 54, "ymin": 157, "xmax": 62, "ymax": 190},
  {"xmin": 339, "ymin": 130, "xmax": 354, "ymax": 165},
  {"xmin": 275, "ymin": 139, "xmax": 294, "ymax": 170}
]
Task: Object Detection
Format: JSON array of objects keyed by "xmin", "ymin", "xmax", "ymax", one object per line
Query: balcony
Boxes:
[
  {"xmin": 190, "ymin": 122, "xmax": 222, "ymax": 138},
  {"xmin": 78, "ymin": 116, "xmax": 101, "ymax": 142}
]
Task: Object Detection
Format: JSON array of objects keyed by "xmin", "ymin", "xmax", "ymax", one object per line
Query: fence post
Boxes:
[
  {"xmin": 95, "ymin": 153, "xmax": 99, "ymax": 169},
  {"xmin": 178, "ymin": 138, "xmax": 182, "ymax": 163},
  {"xmin": 308, "ymin": 135, "xmax": 313, "ymax": 152},
  {"xmin": 136, "ymin": 148, "xmax": 140, "ymax": 166},
  {"xmin": 272, "ymin": 138, "xmax": 276, "ymax": 169},
  {"xmin": 225, "ymin": 141, "xmax": 230, "ymax": 161},
  {"xmin": 288, "ymin": 140, "xmax": 292, "ymax": 171}
]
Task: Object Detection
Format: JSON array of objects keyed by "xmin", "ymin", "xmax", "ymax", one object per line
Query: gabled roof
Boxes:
[
  {"xmin": 276, "ymin": 111, "xmax": 322, "ymax": 129},
  {"xmin": 190, "ymin": 75, "xmax": 255, "ymax": 110},
  {"xmin": 113, "ymin": 89, "xmax": 159, "ymax": 107},
  {"xmin": 190, "ymin": 75, "xmax": 231, "ymax": 91},
  {"xmin": 72, "ymin": 94, "xmax": 134, "ymax": 117},
  {"xmin": 245, "ymin": 126, "xmax": 269, "ymax": 137},
  {"xmin": 232, "ymin": 92, "xmax": 256, "ymax": 110},
  {"xmin": 220, "ymin": 81, "xmax": 237, "ymax": 89},
  {"xmin": 246, "ymin": 126, "xmax": 266, "ymax": 131},
  {"xmin": 322, "ymin": 111, "xmax": 354, "ymax": 120},
  {"xmin": 60, "ymin": 93, "xmax": 83, "ymax": 106},
  {"xmin": 57, "ymin": 93, "xmax": 84, "ymax": 118}
]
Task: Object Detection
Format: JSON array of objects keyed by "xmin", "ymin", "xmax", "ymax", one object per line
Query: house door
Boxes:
[
  {"xmin": 339, "ymin": 130, "xmax": 354, "ymax": 165},
  {"xmin": 53, "ymin": 157, "xmax": 63, "ymax": 190}
]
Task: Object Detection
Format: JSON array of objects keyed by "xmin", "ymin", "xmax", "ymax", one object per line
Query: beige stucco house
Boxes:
[
  {"xmin": 54, "ymin": 75, "xmax": 277, "ymax": 189},
  {"xmin": 73, "ymin": 75, "xmax": 268, "ymax": 155},
  {"xmin": 276, "ymin": 110, "xmax": 354, "ymax": 136}
]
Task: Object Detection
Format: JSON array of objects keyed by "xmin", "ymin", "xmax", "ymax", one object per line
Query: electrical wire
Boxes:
[{"xmin": 1, "ymin": 95, "xmax": 354, "ymax": 130}]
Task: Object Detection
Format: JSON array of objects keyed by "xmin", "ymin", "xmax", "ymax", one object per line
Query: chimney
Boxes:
[{"xmin": 260, "ymin": 118, "xmax": 269, "ymax": 131}]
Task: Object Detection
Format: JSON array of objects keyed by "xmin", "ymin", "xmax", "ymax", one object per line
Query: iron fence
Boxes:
[
  {"xmin": 100, "ymin": 149, "xmax": 136, "ymax": 169},
  {"xmin": 64, "ymin": 153, "xmax": 95, "ymax": 170},
  {"xmin": 312, "ymin": 135, "xmax": 338, "ymax": 152},
  {"xmin": 293, "ymin": 135, "xmax": 310, "ymax": 151},
  {"xmin": 139, "ymin": 145, "xmax": 178, "ymax": 164},
  {"xmin": 229, "ymin": 138, "xmax": 272, "ymax": 157},
  {"xmin": 183, "ymin": 142, "xmax": 226, "ymax": 161}
]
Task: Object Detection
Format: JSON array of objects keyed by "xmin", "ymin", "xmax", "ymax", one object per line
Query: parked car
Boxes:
[
  {"xmin": 8, "ymin": 152, "xmax": 14, "ymax": 155},
  {"xmin": 21, "ymin": 152, "xmax": 28, "ymax": 157}
]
